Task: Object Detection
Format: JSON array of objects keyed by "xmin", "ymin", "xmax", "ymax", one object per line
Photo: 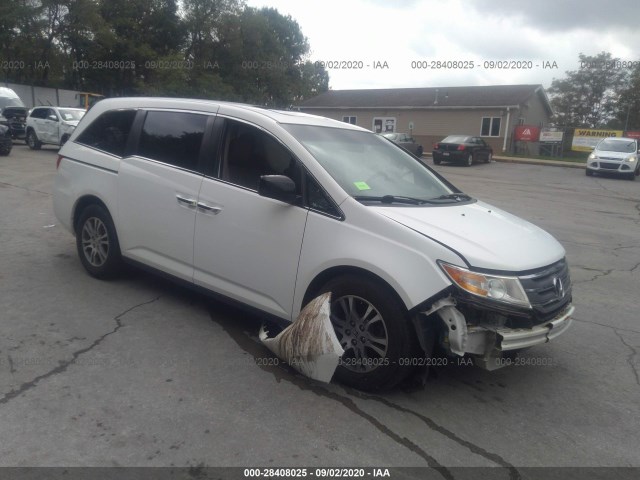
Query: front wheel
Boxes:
[
  {"xmin": 318, "ymin": 275, "xmax": 421, "ymax": 391},
  {"xmin": 585, "ymin": 169, "xmax": 593, "ymax": 176},
  {"xmin": 27, "ymin": 130, "xmax": 41, "ymax": 150},
  {"xmin": 75, "ymin": 205, "xmax": 123, "ymax": 279}
]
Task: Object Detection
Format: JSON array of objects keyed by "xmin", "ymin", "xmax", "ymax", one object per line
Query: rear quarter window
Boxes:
[{"xmin": 76, "ymin": 109, "xmax": 137, "ymax": 157}]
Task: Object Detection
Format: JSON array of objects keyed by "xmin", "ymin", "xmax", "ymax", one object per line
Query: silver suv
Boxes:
[
  {"xmin": 586, "ymin": 137, "xmax": 640, "ymax": 180},
  {"xmin": 26, "ymin": 106, "xmax": 85, "ymax": 149}
]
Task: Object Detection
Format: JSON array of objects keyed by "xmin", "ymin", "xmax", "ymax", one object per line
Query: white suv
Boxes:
[
  {"xmin": 53, "ymin": 97, "xmax": 574, "ymax": 390},
  {"xmin": 26, "ymin": 106, "xmax": 85, "ymax": 149}
]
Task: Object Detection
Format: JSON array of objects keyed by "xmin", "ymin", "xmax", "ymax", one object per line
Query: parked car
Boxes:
[
  {"xmin": 26, "ymin": 106, "xmax": 86, "ymax": 149},
  {"xmin": 381, "ymin": 132, "xmax": 423, "ymax": 156},
  {"xmin": 586, "ymin": 137, "xmax": 640, "ymax": 180},
  {"xmin": 0, "ymin": 87, "xmax": 28, "ymax": 140},
  {"xmin": 0, "ymin": 124, "xmax": 12, "ymax": 155},
  {"xmin": 53, "ymin": 98, "xmax": 574, "ymax": 391},
  {"xmin": 432, "ymin": 135, "xmax": 493, "ymax": 166}
]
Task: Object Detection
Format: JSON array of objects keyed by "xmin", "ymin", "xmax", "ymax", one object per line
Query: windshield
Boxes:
[
  {"xmin": 441, "ymin": 135, "xmax": 470, "ymax": 143},
  {"xmin": 596, "ymin": 138, "xmax": 637, "ymax": 153},
  {"xmin": 0, "ymin": 97, "xmax": 25, "ymax": 110},
  {"xmin": 58, "ymin": 109, "xmax": 85, "ymax": 121},
  {"xmin": 283, "ymin": 125, "xmax": 454, "ymax": 201}
]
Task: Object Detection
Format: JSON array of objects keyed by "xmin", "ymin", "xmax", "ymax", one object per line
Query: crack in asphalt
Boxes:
[
  {"xmin": 0, "ymin": 181, "xmax": 51, "ymax": 196},
  {"xmin": 612, "ymin": 329, "xmax": 640, "ymax": 388},
  {"xmin": 572, "ymin": 261, "xmax": 640, "ymax": 285},
  {"xmin": 344, "ymin": 388, "xmax": 521, "ymax": 480},
  {"xmin": 0, "ymin": 296, "xmax": 162, "ymax": 406},
  {"xmin": 572, "ymin": 317, "xmax": 640, "ymax": 335},
  {"xmin": 213, "ymin": 310, "xmax": 520, "ymax": 478}
]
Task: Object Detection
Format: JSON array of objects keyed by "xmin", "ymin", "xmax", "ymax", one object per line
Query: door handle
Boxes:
[
  {"xmin": 196, "ymin": 202, "xmax": 222, "ymax": 214},
  {"xmin": 176, "ymin": 195, "xmax": 197, "ymax": 208}
]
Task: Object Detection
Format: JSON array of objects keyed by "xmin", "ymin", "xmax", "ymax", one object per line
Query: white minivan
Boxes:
[{"xmin": 53, "ymin": 98, "xmax": 574, "ymax": 390}]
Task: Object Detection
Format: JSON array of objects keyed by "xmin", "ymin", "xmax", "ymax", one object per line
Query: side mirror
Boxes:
[{"xmin": 258, "ymin": 175, "xmax": 297, "ymax": 204}]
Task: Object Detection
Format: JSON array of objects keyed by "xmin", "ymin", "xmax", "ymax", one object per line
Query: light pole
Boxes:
[{"xmin": 624, "ymin": 104, "xmax": 631, "ymax": 133}]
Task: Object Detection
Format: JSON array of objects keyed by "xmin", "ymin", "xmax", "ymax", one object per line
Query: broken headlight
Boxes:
[{"xmin": 439, "ymin": 262, "xmax": 531, "ymax": 308}]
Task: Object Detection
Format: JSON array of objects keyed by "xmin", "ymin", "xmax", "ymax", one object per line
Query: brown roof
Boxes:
[{"xmin": 298, "ymin": 84, "xmax": 551, "ymax": 113}]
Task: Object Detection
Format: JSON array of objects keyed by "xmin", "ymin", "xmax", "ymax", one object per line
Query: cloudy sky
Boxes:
[{"xmin": 246, "ymin": 0, "xmax": 640, "ymax": 90}]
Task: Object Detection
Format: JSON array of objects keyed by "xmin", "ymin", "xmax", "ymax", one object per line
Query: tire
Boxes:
[
  {"xmin": 585, "ymin": 169, "xmax": 593, "ymax": 176},
  {"xmin": 318, "ymin": 275, "xmax": 421, "ymax": 391},
  {"xmin": 433, "ymin": 157, "xmax": 441, "ymax": 165},
  {"xmin": 465, "ymin": 153, "xmax": 473, "ymax": 167},
  {"xmin": 486, "ymin": 152, "xmax": 493, "ymax": 163},
  {"xmin": 75, "ymin": 205, "xmax": 123, "ymax": 279},
  {"xmin": 628, "ymin": 172, "xmax": 636, "ymax": 181},
  {"xmin": 416, "ymin": 146, "xmax": 423, "ymax": 157},
  {"xmin": 27, "ymin": 130, "xmax": 42, "ymax": 150},
  {"xmin": 60, "ymin": 134, "xmax": 70, "ymax": 146},
  {"xmin": 0, "ymin": 141, "xmax": 11, "ymax": 156}
]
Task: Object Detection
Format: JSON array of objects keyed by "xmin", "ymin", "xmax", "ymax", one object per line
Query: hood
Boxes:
[
  {"xmin": 2, "ymin": 106, "xmax": 28, "ymax": 119},
  {"xmin": 373, "ymin": 201, "xmax": 565, "ymax": 271},
  {"xmin": 593, "ymin": 149, "xmax": 633, "ymax": 160}
]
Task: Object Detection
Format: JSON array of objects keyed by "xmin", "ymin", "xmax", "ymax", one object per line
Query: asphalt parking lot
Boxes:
[{"xmin": 1, "ymin": 144, "xmax": 639, "ymax": 474}]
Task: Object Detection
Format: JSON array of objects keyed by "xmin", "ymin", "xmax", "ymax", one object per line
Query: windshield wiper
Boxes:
[
  {"xmin": 353, "ymin": 195, "xmax": 433, "ymax": 205},
  {"xmin": 432, "ymin": 193, "xmax": 473, "ymax": 202}
]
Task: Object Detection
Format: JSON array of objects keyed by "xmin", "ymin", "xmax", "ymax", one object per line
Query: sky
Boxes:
[{"xmin": 245, "ymin": 0, "xmax": 640, "ymax": 91}]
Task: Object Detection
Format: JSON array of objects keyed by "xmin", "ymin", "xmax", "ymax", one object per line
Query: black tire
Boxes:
[
  {"xmin": 0, "ymin": 142, "xmax": 11, "ymax": 156},
  {"xmin": 585, "ymin": 169, "xmax": 593, "ymax": 176},
  {"xmin": 60, "ymin": 134, "xmax": 70, "ymax": 146},
  {"xmin": 628, "ymin": 172, "xmax": 636, "ymax": 181},
  {"xmin": 433, "ymin": 156, "xmax": 441, "ymax": 165},
  {"xmin": 416, "ymin": 146, "xmax": 423, "ymax": 157},
  {"xmin": 318, "ymin": 275, "xmax": 421, "ymax": 391},
  {"xmin": 464, "ymin": 153, "xmax": 473, "ymax": 167},
  {"xmin": 75, "ymin": 205, "xmax": 123, "ymax": 279},
  {"xmin": 27, "ymin": 130, "xmax": 42, "ymax": 150}
]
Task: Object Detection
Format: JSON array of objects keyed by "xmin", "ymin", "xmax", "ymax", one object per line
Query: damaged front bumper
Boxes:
[{"xmin": 422, "ymin": 297, "xmax": 574, "ymax": 370}]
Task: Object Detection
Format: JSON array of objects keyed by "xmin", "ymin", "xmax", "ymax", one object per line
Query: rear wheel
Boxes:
[
  {"xmin": 416, "ymin": 146, "xmax": 423, "ymax": 157},
  {"xmin": 27, "ymin": 130, "xmax": 42, "ymax": 150},
  {"xmin": 585, "ymin": 169, "xmax": 593, "ymax": 176},
  {"xmin": 0, "ymin": 140, "xmax": 11, "ymax": 156},
  {"xmin": 318, "ymin": 275, "xmax": 421, "ymax": 391},
  {"xmin": 75, "ymin": 205, "xmax": 123, "ymax": 279},
  {"xmin": 465, "ymin": 153, "xmax": 473, "ymax": 167},
  {"xmin": 433, "ymin": 156, "xmax": 441, "ymax": 165}
]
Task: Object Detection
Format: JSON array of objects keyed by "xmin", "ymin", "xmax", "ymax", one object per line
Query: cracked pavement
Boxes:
[{"xmin": 0, "ymin": 147, "xmax": 639, "ymax": 471}]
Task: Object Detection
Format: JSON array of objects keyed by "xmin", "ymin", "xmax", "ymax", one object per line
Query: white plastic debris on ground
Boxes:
[{"xmin": 259, "ymin": 292, "xmax": 344, "ymax": 383}]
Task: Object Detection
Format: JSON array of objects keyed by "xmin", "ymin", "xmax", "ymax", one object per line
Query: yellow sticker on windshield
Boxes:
[{"xmin": 354, "ymin": 181, "xmax": 371, "ymax": 190}]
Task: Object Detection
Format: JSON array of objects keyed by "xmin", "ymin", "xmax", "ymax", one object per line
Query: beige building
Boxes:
[{"xmin": 297, "ymin": 84, "xmax": 553, "ymax": 152}]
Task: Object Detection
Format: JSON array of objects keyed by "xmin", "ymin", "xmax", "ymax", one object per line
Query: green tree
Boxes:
[
  {"xmin": 614, "ymin": 63, "xmax": 640, "ymax": 131},
  {"xmin": 548, "ymin": 52, "xmax": 630, "ymax": 128}
]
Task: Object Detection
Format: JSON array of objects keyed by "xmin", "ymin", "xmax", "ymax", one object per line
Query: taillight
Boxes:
[
  {"xmin": 457, "ymin": 145, "xmax": 465, "ymax": 151},
  {"xmin": 56, "ymin": 155, "xmax": 63, "ymax": 169},
  {"xmin": 433, "ymin": 143, "xmax": 439, "ymax": 149}
]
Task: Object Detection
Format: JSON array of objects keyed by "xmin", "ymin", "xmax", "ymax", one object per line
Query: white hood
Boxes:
[{"xmin": 373, "ymin": 201, "xmax": 565, "ymax": 271}]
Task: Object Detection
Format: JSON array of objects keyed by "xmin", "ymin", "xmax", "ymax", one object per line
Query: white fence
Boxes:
[{"xmin": 2, "ymin": 82, "xmax": 83, "ymax": 109}]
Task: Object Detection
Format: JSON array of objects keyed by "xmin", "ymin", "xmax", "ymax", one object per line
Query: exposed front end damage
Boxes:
[
  {"xmin": 418, "ymin": 258, "xmax": 575, "ymax": 370},
  {"xmin": 420, "ymin": 296, "xmax": 574, "ymax": 370}
]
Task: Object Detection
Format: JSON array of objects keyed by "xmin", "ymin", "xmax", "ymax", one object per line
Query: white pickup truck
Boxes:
[{"xmin": 26, "ymin": 106, "xmax": 85, "ymax": 149}]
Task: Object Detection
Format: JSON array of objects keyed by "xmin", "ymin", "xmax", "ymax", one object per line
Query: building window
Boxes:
[
  {"xmin": 481, "ymin": 117, "xmax": 501, "ymax": 137},
  {"xmin": 517, "ymin": 117, "xmax": 525, "ymax": 126},
  {"xmin": 342, "ymin": 116, "xmax": 356, "ymax": 125}
]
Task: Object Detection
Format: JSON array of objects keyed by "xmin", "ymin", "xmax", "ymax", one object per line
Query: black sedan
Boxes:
[
  {"xmin": 0, "ymin": 124, "xmax": 12, "ymax": 156},
  {"xmin": 432, "ymin": 135, "xmax": 493, "ymax": 166},
  {"xmin": 381, "ymin": 132, "xmax": 424, "ymax": 156}
]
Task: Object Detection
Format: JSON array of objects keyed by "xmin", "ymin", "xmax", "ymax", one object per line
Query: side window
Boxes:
[
  {"xmin": 306, "ymin": 175, "xmax": 340, "ymax": 217},
  {"xmin": 76, "ymin": 109, "xmax": 137, "ymax": 157},
  {"xmin": 221, "ymin": 119, "xmax": 301, "ymax": 192},
  {"xmin": 137, "ymin": 111, "xmax": 207, "ymax": 171},
  {"xmin": 30, "ymin": 108, "xmax": 46, "ymax": 119}
]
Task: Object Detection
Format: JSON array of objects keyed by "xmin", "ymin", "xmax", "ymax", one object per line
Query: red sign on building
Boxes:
[
  {"xmin": 514, "ymin": 125, "xmax": 541, "ymax": 142},
  {"xmin": 624, "ymin": 131, "xmax": 640, "ymax": 139}
]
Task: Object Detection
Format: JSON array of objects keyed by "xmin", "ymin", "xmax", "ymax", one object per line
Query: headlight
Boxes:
[
  {"xmin": 625, "ymin": 155, "xmax": 636, "ymax": 163},
  {"xmin": 588, "ymin": 153, "xmax": 597, "ymax": 160},
  {"xmin": 439, "ymin": 262, "xmax": 531, "ymax": 308}
]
